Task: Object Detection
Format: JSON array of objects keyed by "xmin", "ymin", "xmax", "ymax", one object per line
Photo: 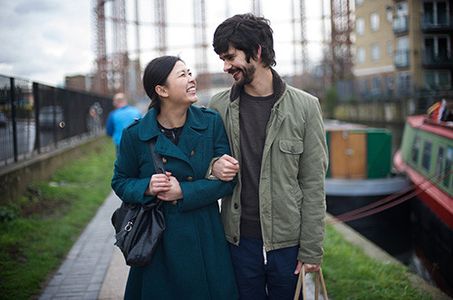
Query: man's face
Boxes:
[{"xmin": 219, "ymin": 46, "xmax": 256, "ymax": 86}]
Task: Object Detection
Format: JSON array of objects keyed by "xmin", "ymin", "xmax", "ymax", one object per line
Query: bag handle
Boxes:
[
  {"xmin": 294, "ymin": 265, "xmax": 328, "ymax": 300},
  {"xmin": 148, "ymin": 138, "xmax": 165, "ymax": 174}
]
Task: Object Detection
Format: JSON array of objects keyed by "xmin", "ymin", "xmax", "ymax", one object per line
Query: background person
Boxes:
[
  {"xmin": 111, "ymin": 56, "xmax": 238, "ymax": 300},
  {"xmin": 208, "ymin": 13, "xmax": 328, "ymax": 300},
  {"xmin": 106, "ymin": 92, "xmax": 142, "ymax": 154}
]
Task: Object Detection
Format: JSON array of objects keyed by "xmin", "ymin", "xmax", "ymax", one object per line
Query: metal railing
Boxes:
[
  {"xmin": 421, "ymin": 17, "xmax": 453, "ymax": 31},
  {"xmin": 0, "ymin": 75, "xmax": 113, "ymax": 167}
]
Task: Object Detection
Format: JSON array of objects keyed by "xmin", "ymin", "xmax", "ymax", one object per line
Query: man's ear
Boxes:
[
  {"xmin": 256, "ymin": 45, "xmax": 262, "ymax": 60},
  {"xmin": 155, "ymin": 85, "xmax": 168, "ymax": 98}
]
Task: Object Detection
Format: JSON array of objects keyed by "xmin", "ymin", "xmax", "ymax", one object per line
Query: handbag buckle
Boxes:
[{"xmin": 125, "ymin": 221, "xmax": 133, "ymax": 232}]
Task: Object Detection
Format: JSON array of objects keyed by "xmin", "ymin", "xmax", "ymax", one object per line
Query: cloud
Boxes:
[
  {"xmin": 0, "ymin": 0, "xmax": 92, "ymax": 85},
  {"xmin": 14, "ymin": 0, "xmax": 59, "ymax": 15}
]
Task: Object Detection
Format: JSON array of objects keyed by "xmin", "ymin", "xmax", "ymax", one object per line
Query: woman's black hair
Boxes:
[
  {"xmin": 143, "ymin": 56, "xmax": 182, "ymax": 111},
  {"xmin": 213, "ymin": 13, "xmax": 276, "ymax": 67}
]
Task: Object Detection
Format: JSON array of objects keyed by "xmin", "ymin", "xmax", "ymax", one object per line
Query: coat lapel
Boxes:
[{"xmin": 137, "ymin": 106, "xmax": 207, "ymax": 166}]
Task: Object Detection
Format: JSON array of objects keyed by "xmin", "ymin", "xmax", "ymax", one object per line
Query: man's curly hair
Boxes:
[{"xmin": 213, "ymin": 14, "xmax": 276, "ymax": 68}]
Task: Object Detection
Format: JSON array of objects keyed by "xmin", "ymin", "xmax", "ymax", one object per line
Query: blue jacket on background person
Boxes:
[{"xmin": 106, "ymin": 93, "xmax": 142, "ymax": 150}]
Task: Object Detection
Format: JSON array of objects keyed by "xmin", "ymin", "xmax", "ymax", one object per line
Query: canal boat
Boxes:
[
  {"xmin": 393, "ymin": 112, "xmax": 453, "ymax": 295},
  {"xmin": 325, "ymin": 120, "xmax": 411, "ymax": 258}
]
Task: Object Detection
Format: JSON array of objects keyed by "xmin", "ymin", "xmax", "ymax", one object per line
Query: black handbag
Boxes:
[{"xmin": 111, "ymin": 139, "xmax": 166, "ymax": 267}]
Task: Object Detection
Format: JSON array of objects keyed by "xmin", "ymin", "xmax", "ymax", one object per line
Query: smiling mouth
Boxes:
[
  {"xmin": 187, "ymin": 86, "xmax": 196, "ymax": 93},
  {"xmin": 230, "ymin": 70, "xmax": 241, "ymax": 80}
]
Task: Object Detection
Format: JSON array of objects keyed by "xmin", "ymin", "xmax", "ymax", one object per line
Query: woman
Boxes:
[{"xmin": 111, "ymin": 56, "xmax": 238, "ymax": 299}]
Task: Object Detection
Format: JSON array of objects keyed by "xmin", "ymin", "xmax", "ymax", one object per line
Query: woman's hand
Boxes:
[
  {"xmin": 212, "ymin": 154, "xmax": 239, "ymax": 181},
  {"xmin": 157, "ymin": 175, "xmax": 182, "ymax": 202},
  {"xmin": 146, "ymin": 172, "xmax": 172, "ymax": 196}
]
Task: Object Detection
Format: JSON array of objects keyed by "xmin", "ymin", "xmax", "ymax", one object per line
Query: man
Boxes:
[
  {"xmin": 106, "ymin": 93, "xmax": 142, "ymax": 154},
  {"xmin": 208, "ymin": 14, "xmax": 328, "ymax": 299}
]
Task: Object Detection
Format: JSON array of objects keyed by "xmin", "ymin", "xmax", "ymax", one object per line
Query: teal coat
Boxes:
[{"xmin": 112, "ymin": 105, "xmax": 238, "ymax": 300}]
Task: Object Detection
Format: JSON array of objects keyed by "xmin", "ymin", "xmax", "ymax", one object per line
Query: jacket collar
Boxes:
[
  {"xmin": 137, "ymin": 105, "xmax": 207, "ymax": 142},
  {"xmin": 229, "ymin": 68, "xmax": 286, "ymax": 102},
  {"xmin": 137, "ymin": 105, "xmax": 208, "ymax": 167}
]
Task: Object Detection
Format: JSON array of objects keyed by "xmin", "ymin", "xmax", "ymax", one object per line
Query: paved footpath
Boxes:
[
  {"xmin": 39, "ymin": 192, "xmax": 128, "ymax": 300},
  {"xmin": 40, "ymin": 192, "xmax": 321, "ymax": 300}
]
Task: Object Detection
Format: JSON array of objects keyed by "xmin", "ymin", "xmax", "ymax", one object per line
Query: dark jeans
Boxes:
[{"xmin": 229, "ymin": 237, "xmax": 300, "ymax": 300}]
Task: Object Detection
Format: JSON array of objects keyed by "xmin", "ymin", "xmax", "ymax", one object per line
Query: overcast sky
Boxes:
[{"xmin": 0, "ymin": 0, "xmax": 326, "ymax": 86}]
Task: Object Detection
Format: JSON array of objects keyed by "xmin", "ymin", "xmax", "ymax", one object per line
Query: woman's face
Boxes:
[{"xmin": 162, "ymin": 60, "xmax": 198, "ymax": 106}]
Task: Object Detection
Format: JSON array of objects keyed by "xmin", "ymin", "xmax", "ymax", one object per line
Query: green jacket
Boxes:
[{"xmin": 209, "ymin": 70, "xmax": 328, "ymax": 264}]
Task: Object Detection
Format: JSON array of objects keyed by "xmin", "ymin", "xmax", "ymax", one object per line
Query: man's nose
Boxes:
[{"xmin": 223, "ymin": 61, "xmax": 231, "ymax": 73}]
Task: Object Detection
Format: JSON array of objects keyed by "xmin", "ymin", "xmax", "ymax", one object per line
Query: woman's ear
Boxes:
[{"xmin": 155, "ymin": 85, "xmax": 168, "ymax": 98}]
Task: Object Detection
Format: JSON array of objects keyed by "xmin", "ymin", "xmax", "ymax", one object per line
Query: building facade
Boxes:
[{"xmin": 352, "ymin": 0, "xmax": 453, "ymax": 110}]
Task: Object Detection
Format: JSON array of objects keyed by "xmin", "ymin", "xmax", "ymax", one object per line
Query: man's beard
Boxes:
[{"xmin": 230, "ymin": 64, "xmax": 256, "ymax": 86}]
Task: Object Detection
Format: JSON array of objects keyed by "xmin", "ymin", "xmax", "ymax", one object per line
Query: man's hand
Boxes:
[
  {"xmin": 212, "ymin": 154, "xmax": 239, "ymax": 181},
  {"xmin": 294, "ymin": 261, "xmax": 320, "ymax": 274}
]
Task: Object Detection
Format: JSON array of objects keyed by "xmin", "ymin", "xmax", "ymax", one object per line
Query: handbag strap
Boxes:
[
  {"xmin": 294, "ymin": 265, "xmax": 328, "ymax": 300},
  {"xmin": 148, "ymin": 138, "xmax": 165, "ymax": 174}
]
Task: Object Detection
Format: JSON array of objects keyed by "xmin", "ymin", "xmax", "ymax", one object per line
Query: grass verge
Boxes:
[
  {"xmin": 0, "ymin": 138, "xmax": 115, "ymax": 299},
  {"xmin": 323, "ymin": 224, "xmax": 432, "ymax": 299}
]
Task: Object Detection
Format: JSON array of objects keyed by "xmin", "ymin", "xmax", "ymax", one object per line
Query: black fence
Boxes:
[{"xmin": 0, "ymin": 75, "xmax": 113, "ymax": 167}]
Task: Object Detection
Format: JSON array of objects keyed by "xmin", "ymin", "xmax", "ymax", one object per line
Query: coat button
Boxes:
[
  {"xmin": 234, "ymin": 203, "xmax": 239, "ymax": 209},
  {"xmin": 190, "ymin": 149, "xmax": 195, "ymax": 156},
  {"xmin": 162, "ymin": 157, "xmax": 167, "ymax": 164},
  {"xmin": 187, "ymin": 176, "xmax": 193, "ymax": 181}
]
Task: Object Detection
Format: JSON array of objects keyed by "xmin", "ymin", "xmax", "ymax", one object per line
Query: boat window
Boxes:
[
  {"xmin": 411, "ymin": 136, "xmax": 421, "ymax": 163},
  {"xmin": 444, "ymin": 147, "xmax": 452, "ymax": 188},
  {"xmin": 435, "ymin": 147, "xmax": 445, "ymax": 180},
  {"xmin": 422, "ymin": 141, "xmax": 432, "ymax": 171}
]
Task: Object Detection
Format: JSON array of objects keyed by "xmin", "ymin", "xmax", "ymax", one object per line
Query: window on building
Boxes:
[
  {"xmin": 370, "ymin": 13, "xmax": 380, "ymax": 31},
  {"xmin": 395, "ymin": 37, "xmax": 409, "ymax": 67},
  {"xmin": 397, "ymin": 72, "xmax": 411, "ymax": 95},
  {"xmin": 411, "ymin": 136, "xmax": 421, "ymax": 164},
  {"xmin": 422, "ymin": 141, "xmax": 432, "ymax": 171},
  {"xmin": 386, "ymin": 41, "xmax": 393, "ymax": 56},
  {"xmin": 371, "ymin": 43, "xmax": 380, "ymax": 61},
  {"xmin": 396, "ymin": 2, "xmax": 408, "ymax": 17},
  {"xmin": 385, "ymin": 76, "xmax": 394, "ymax": 95},
  {"xmin": 357, "ymin": 47, "xmax": 366, "ymax": 64},
  {"xmin": 359, "ymin": 79, "xmax": 368, "ymax": 97},
  {"xmin": 386, "ymin": 7, "xmax": 393, "ymax": 23},
  {"xmin": 371, "ymin": 77, "xmax": 381, "ymax": 96},
  {"xmin": 424, "ymin": 36, "xmax": 450, "ymax": 59},
  {"xmin": 424, "ymin": 1, "xmax": 449, "ymax": 25},
  {"xmin": 424, "ymin": 70, "xmax": 452, "ymax": 90},
  {"xmin": 356, "ymin": 18, "xmax": 365, "ymax": 36}
]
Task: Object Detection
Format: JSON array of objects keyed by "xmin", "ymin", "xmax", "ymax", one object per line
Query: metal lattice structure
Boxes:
[
  {"xmin": 299, "ymin": 0, "xmax": 308, "ymax": 73},
  {"xmin": 193, "ymin": 0, "xmax": 208, "ymax": 74},
  {"xmin": 252, "ymin": 0, "xmax": 262, "ymax": 16},
  {"xmin": 330, "ymin": 0, "xmax": 354, "ymax": 82},
  {"xmin": 111, "ymin": 0, "xmax": 128, "ymax": 92},
  {"xmin": 291, "ymin": 0, "xmax": 308, "ymax": 75},
  {"xmin": 155, "ymin": 0, "xmax": 167, "ymax": 55},
  {"xmin": 93, "ymin": 0, "xmax": 108, "ymax": 95}
]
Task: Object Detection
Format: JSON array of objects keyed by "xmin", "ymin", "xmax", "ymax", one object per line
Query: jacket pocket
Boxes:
[{"xmin": 279, "ymin": 139, "xmax": 304, "ymax": 154}]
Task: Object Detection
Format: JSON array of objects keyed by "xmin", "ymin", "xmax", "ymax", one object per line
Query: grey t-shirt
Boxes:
[{"xmin": 239, "ymin": 91, "xmax": 276, "ymax": 239}]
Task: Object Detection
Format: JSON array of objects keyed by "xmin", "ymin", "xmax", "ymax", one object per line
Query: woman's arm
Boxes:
[
  {"xmin": 178, "ymin": 112, "xmax": 236, "ymax": 212},
  {"xmin": 111, "ymin": 129, "xmax": 156, "ymax": 205}
]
